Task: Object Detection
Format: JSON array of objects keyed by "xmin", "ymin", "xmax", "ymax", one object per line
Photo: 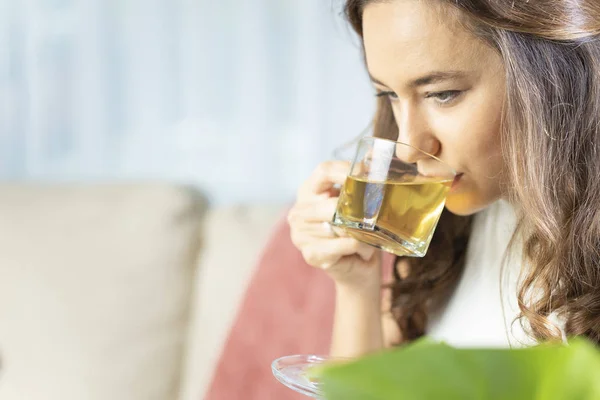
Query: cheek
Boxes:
[
  {"xmin": 436, "ymin": 92, "xmax": 503, "ymax": 157},
  {"xmin": 437, "ymin": 96, "xmax": 505, "ymax": 215}
]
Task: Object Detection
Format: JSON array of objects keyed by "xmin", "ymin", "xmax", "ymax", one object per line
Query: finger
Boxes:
[
  {"xmin": 288, "ymin": 197, "xmax": 339, "ymax": 224},
  {"xmin": 307, "ymin": 221, "xmax": 352, "ymax": 238},
  {"xmin": 302, "ymin": 237, "xmax": 358, "ymax": 268},
  {"xmin": 290, "ymin": 226, "xmax": 332, "ymax": 249},
  {"xmin": 302, "ymin": 237, "xmax": 376, "ymax": 268},
  {"xmin": 298, "ymin": 161, "xmax": 350, "ymax": 200},
  {"xmin": 290, "ymin": 222, "xmax": 352, "ymax": 250}
]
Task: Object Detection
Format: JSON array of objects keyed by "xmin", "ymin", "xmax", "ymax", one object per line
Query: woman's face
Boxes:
[{"xmin": 363, "ymin": 0, "xmax": 507, "ymax": 216}]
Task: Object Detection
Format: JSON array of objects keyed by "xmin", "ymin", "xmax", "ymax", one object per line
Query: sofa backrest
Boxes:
[
  {"xmin": 179, "ymin": 204, "xmax": 288, "ymax": 400},
  {"xmin": 0, "ymin": 184, "xmax": 206, "ymax": 400}
]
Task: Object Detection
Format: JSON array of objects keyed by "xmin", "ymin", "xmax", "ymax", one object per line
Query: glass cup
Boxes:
[
  {"xmin": 272, "ymin": 137, "xmax": 456, "ymax": 398},
  {"xmin": 332, "ymin": 136, "xmax": 456, "ymax": 257}
]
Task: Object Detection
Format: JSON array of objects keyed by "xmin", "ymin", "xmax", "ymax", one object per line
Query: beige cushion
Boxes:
[
  {"xmin": 179, "ymin": 204, "xmax": 287, "ymax": 400},
  {"xmin": 0, "ymin": 184, "xmax": 206, "ymax": 400}
]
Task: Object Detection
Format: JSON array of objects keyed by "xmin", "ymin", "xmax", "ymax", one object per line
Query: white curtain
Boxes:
[{"xmin": 0, "ymin": 0, "xmax": 374, "ymax": 204}]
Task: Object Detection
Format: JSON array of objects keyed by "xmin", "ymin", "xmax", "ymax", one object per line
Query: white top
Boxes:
[{"xmin": 427, "ymin": 200, "xmax": 534, "ymax": 348}]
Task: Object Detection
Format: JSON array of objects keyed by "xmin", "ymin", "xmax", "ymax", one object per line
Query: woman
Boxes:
[{"xmin": 288, "ymin": 0, "xmax": 600, "ymax": 358}]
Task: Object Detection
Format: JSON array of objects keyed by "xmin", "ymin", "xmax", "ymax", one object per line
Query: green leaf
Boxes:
[
  {"xmin": 536, "ymin": 338, "xmax": 600, "ymax": 400},
  {"xmin": 318, "ymin": 337, "xmax": 600, "ymax": 400}
]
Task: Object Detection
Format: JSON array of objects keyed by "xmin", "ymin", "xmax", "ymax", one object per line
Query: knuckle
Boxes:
[
  {"xmin": 290, "ymin": 233, "xmax": 303, "ymax": 249},
  {"xmin": 289, "ymin": 229, "xmax": 299, "ymax": 244},
  {"xmin": 301, "ymin": 248, "xmax": 315, "ymax": 265},
  {"xmin": 302, "ymin": 248, "xmax": 321, "ymax": 267}
]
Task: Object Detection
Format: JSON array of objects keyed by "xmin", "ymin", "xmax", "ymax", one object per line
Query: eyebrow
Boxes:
[{"xmin": 369, "ymin": 71, "xmax": 468, "ymax": 88}]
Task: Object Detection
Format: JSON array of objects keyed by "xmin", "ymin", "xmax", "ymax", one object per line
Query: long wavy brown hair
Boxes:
[{"xmin": 344, "ymin": 0, "xmax": 600, "ymax": 344}]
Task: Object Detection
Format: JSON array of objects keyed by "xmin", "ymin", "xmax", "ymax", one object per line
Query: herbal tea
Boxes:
[{"xmin": 332, "ymin": 175, "xmax": 452, "ymax": 257}]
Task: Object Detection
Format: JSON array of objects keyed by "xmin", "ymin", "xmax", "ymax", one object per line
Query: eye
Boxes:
[
  {"xmin": 425, "ymin": 90, "xmax": 462, "ymax": 105},
  {"xmin": 375, "ymin": 91, "xmax": 398, "ymax": 100}
]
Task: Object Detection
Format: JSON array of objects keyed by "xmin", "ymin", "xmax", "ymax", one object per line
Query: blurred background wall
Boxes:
[{"xmin": 0, "ymin": 0, "xmax": 374, "ymax": 205}]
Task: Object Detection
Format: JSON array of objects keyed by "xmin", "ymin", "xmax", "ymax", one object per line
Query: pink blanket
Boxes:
[{"xmin": 204, "ymin": 216, "xmax": 335, "ymax": 399}]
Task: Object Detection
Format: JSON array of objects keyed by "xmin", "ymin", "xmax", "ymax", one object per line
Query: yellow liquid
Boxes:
[{"xmin": 333, "ymin": 176, "xmax": 451, "ymax": 257}]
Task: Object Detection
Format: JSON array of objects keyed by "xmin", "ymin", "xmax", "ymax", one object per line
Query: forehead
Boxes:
[{"xmin": 362, "ymin": 1, "xmax": 493, "ymax": 81}]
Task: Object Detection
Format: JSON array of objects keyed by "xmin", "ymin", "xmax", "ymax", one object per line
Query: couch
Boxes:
[{"xmin": 0, "ymin": 183, "xmax": 288, "ymax": 400}]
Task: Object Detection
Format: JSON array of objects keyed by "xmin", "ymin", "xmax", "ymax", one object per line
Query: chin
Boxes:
[{"xmin": 444, "ymin": 193, "xmax": 495, "ymax": 216}]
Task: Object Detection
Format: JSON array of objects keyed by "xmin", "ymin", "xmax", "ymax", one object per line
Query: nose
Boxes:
[{"xmin": 394, "ymin": 103, "xmax": 440, "ymax": 163}]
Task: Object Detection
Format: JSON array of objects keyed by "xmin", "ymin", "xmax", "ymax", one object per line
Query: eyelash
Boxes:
[{"xmin": 375, "ymin": 90, "xmax": 462, "ymax": 106}]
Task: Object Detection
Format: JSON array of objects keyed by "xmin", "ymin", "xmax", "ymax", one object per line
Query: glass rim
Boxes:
[{"xmin": 359, "ymin": 135, "xmax": 457, "ymax": 176}]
